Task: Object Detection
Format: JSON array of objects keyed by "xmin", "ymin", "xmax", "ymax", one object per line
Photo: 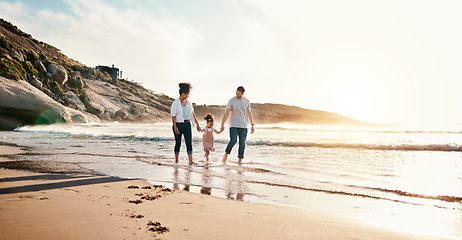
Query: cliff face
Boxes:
[
  {"xmin": 0, "ymin": 18, "xmax": 358, "ymax": 130},
  {"xmin": 0, "ymin": 18, "xmax": 173, "ymax": 130},
  {"xmin": 0, "ymin": 76, "xmax": 100, "ymax": 130}
]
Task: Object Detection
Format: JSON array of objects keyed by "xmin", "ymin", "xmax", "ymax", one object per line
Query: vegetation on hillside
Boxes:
[
  {"xmin": 0, "ymin": 19, "xmax": 89, "ymax": 103},
  {"xmin": 0, "ymin": 18, "xmax": 173, "ymax": 109}
]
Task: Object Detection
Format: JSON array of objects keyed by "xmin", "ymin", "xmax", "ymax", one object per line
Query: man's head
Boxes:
[{"xmin": 236, "ymin": 86, "xmax": 245, "ymax": 99}]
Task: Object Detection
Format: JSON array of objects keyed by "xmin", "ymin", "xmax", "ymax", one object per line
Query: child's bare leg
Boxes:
[{"xmin": 204, "ymin": 150, "xmax": 210, "ymax": 161}]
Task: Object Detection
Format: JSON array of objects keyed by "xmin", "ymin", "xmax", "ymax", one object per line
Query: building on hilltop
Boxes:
[{"xmin": 95, "ymin": 64, "xmax": 120, "ymax": 80}]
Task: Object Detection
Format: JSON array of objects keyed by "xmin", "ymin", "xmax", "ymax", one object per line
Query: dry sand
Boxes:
[{"xmin": 0, "ymin": 145, "xmax": 432, "ymax": 240}]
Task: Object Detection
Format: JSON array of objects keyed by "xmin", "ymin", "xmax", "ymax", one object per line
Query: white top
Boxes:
[
  {"xmin": 181, "ymin": 104, "xmax": 191, "ymax": 121},
  {"xmin": 171, "ymin": 98, "xmax": 194, "ymax": 123},
  {"xmin": 226, "ymin": 96, "xmax": 251, "ymax": 128}
]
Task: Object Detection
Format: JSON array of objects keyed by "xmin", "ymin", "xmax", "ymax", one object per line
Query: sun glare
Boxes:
[
  {"xmin": 310, "ymin": 64, "xmax": 391, "ymax": 123},
  {"xmin": 358, "ymin": 152, "xmax": 462, "ymax": 239}
]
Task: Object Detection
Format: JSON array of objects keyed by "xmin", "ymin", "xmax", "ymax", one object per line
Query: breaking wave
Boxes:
[
  {"xmin": 16, "ymin": 124, "xmax": 462, "ymax": 152},
  {"xmin": 246, "ymin": 140, "xmax": 462, "ymax": 152}
]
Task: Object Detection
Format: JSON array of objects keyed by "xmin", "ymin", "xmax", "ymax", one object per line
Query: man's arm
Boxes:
[
  {"xmin": 220, "ymin": 109, "xmax": 231, "ymax": 132},
  {"xmin": 248, "ymin": 108, "xmax": 255, "ymax": 134}
]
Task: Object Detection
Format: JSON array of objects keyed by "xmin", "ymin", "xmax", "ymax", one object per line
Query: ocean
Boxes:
[{"xmin": 2, "ymin": 122, "xmax": 461, "ymax": 239}]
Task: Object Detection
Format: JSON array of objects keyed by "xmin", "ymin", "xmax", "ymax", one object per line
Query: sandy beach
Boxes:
[{"xmin": 0, "ymin": 145, "xmax": 435, "ymax": 240}]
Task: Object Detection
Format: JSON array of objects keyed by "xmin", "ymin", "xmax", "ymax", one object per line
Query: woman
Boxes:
[{"xmin": 170, "ymin": 83, "xmax": 201, "ymax": 164}]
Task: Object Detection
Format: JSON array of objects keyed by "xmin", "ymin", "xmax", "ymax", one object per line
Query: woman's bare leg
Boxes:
[{"xmin": 188, "ymin": 154, "xmax": 194, "ymax": 165}]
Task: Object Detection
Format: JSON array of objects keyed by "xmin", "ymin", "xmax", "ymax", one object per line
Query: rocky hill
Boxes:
[
  {"xmin": 0, "ymin": 19, "xmax": 173, "ymax": 130},
  {"xmin": 0, "ymin": 19, "xmax": 358, "ymax": 130},
  {"xmin": 194, "ymin": 103, "xmax": 358, "ymax": 125}
]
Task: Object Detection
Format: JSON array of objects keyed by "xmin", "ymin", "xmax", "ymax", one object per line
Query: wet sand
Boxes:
[{"xmin": 0, "ymin": 145, "xmax": 433, "ymax": 239}]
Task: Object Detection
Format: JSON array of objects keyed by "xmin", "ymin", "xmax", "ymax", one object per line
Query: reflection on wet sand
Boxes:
[
  {"xmin": 172, "ymin": 165, "xmax": 181, "ymax": 191},
  {"xmin": 200, "ymin": 163, "xmax": 212, "ymax": 195},
  {"xmin": 171, "ymin": 162, "xmax": 247, "ymax": 201},
  {"xmin": 225, "ymin": 164, "xmax": 245, "ymax": 201}
]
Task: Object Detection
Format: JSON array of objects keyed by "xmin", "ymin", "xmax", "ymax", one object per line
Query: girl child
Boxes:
[{"xmin": 201, "ymin": 113, "xmax": 223, "ymax": 161}]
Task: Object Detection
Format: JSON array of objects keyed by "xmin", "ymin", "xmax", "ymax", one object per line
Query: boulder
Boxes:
[
  {"xmin": 69, "ymin": 75, "xmax": 84, "ymax": 88},
  {"xmin": 26, "ymin": 73, "xmax": 42, "ymax": 89},
  {"xmin": 67, "ymin": 99, "xmax": 78, "ymax": 109},
  {"xmin": 0, "ymin": 76, "xmax": 100, "ymax": 130},
  {"xmin": 73, "ymin": 71, "xmax": 81, "ymax": 78},
  {"xmin": 96, "ymin": 71, "xmax": 110, "ymax": 82},
  {"xmin": 34, "ymin": 60, "xmax": 47, "ymax": 74},
  {"xmin": 114, "ymin": 109, "xmax": 128, "ymax": 121},
  {"xmin": 97, "ymin": 111, "xmax": 112, "ymax": 121},
  {"xmin": 136, "ymin": 112, "xmax": 156, "ymax": 122},
  {"xmin": 87, "ymin": 68, "xmax": 95, "ymax": 76},
  {"xmin": 131, "ymin": 104, "xmax": 146, "ymax": 117},
  {"xmin": 40, "ymin": 87, "xmax": 54, "ymax": 98},
  {"xmin": 11, "ymin": 49, "xmax": 24, "ymax": 61},
  {"xmin": 47, "ymin": 63, "xmax": 68, "ymax": 85},
  {"xmin": 0, "ymin": 114, "xmax": 25, "ymax": 131},
  {"xmin": 65, "ymin": 91, "xmax": 86, "ymax": 111},
  {"xmin": 83, "ymin": 90, "xmax": 106, "ymax": 115}
]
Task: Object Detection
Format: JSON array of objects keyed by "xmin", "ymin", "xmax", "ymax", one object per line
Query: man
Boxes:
[{"xmin": 220, "ymin": 86, "xmax": 255, "ymax": 163}]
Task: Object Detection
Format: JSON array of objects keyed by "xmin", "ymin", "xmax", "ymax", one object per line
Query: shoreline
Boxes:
[{"xmin": 0, "ymin": 145, "xmax": 435, "ymax": 239}]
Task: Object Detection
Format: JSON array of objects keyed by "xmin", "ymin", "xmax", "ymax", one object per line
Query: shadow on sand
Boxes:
[{"xmin": 0, "ymin": 174, "xmax": 130, "ymax": 195}]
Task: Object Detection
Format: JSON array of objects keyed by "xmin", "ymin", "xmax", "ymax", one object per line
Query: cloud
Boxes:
[
  {"xmin": 2, "ymin": 0, "xmax": 462, "ymax": 123},
  {"xmin": 0, "ymin": 0, "xmax": 293, "ymax": 102},
  {"xmin": 0, "ymin": 0, "xmax": 205, "ymax": 94}
]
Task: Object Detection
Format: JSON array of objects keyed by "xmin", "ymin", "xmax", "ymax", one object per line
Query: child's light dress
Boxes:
[{"xmin": 203, "ymin": 127, "xmax": 215, "ymax": 152}]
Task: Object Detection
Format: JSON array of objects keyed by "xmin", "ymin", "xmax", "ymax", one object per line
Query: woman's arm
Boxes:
[
  {"xmin": 192, "ymin": 111, "xmax": 201, "ymax": 132},
  {"xmin": 172, "ymin": 116, "xmax": 179, "ymax": 134}
]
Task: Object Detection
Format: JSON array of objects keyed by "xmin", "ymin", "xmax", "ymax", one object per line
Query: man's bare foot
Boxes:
[
  {"xmin": 238, "ymin": 158, "xmax": 243, "ymax": 163},
  {"xmin": 222, "ymin": 153, "xmax": 229, "ymax": 162}
]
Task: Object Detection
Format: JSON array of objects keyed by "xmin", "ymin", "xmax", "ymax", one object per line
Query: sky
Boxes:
[{"xmin": 1, "ymin": 0, "xmax": 461, "ymax": 124}]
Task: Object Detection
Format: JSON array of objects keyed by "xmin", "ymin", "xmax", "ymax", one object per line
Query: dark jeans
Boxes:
[
  {"xmin": 173, "ymin": 121, "xmax": 193, "ymax": 155},
  {"xmin": 225, "ymin": 127, "xmax": 248, "ymax": 159}
]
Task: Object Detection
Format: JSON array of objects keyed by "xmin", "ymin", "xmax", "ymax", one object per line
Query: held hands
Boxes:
[
  {"xmin": 196, "ymin": 125, "xmax": 202, "ymax": 132},
  {"xmin": 217, "ymin": 124, "xmax": 253, "ymax": 133}
]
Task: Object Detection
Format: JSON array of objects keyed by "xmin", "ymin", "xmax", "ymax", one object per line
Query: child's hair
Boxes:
[
  {"xmin": 179, "ymin": 83, "xmax": 192, "ymax": 95},
  {"xmin": 204, "ymin": 113, "xmax": 214, "ymax": 122}
]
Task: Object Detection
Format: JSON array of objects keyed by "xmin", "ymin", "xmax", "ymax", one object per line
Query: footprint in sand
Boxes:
[
  {"xmin": 128, "ymin": 199, "xmax": 143, "ymax": 204},
  {"xmin": 147, "ymin": 221, "xmax": 169, "ymax": 233},
  {"xmin": 141, "ymin": 194, "xmax": 162, "ymax": 201}
]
